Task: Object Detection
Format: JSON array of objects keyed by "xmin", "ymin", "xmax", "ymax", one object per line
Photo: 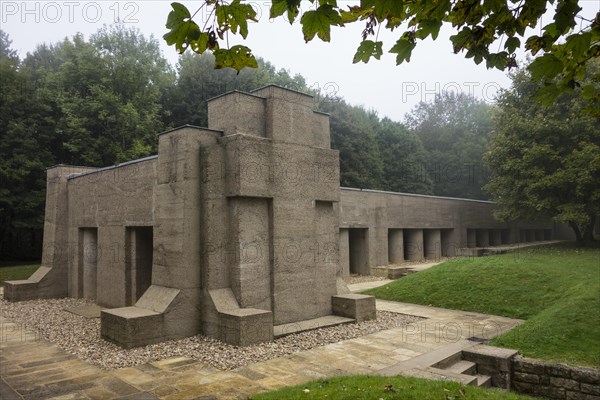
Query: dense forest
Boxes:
[{"xmin": 0, "ymin": 26, "xmax": 494, "ymax": 260}]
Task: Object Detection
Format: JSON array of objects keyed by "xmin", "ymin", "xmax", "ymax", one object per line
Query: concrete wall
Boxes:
[
  {"xmin": 66, "ymin": 157, "xmax": 156, "ymax": 307},
  {"xmin": 337, "ymin": 188, "xmax": 555, "ymax": 272}
]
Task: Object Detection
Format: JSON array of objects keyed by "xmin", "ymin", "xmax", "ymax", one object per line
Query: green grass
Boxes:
[
  {"xmin": 364, "ymin": 243, "xmax": 600, "ymax": 368},
  {"xmin": 250, "ymin": 375, "xmax": 535, "ymax": 400},
  {"xmin": 0, "ymin": 262, "xmax": 40, "ymax": 285}
]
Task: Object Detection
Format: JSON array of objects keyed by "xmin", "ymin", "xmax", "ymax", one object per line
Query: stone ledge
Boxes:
[
  {"xmin": 101, "ymin": 307, "xmax": 164, "ymax": 349},
  {"xmin": 332, "ymin": 294, "xmax": 376, "ymax": 322},
  {"xmin": 219, "ymin": 308, "xmax": 273, "ymax": 346}
]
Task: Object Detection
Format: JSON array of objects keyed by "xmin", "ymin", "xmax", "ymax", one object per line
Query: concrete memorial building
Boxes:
[{"xmin": 4, "ymin": 85, "xmax": 563, "ymax": 348}]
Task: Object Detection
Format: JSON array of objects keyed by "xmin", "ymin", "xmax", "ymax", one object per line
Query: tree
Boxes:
[
  {"xmin": 162, "ymin": 52, "xmax": 307, "ymax": 128},
  {"xmin": 375, "ymin": 117, "xmax": 433, "ymax": 194},
  {"xmin": 485, "ymin": 60, "xmax": 600, "ymax": 246},
  {"xmin": 163, "ymin": 1, "xmax": 599, "ymax": 111},
  {"xmin": 0, "ymin": 30, "xmax": 55, "ymax": 259},
  {"xmin": 406, "ymin": 93, "xmax": 494, "ymax": 200}
]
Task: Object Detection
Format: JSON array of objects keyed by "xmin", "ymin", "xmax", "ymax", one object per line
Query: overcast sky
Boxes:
[{"xmin": 2, "ymin": 0, "xmax": 598, "ymax": 121}]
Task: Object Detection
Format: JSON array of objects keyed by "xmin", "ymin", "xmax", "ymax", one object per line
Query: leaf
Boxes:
[
  {"xmin": 213, "ymin": 45, "xmax": 258, "ymax": 72},
  {"xmin": 528, "ymin": 54, "xmax": 564, "ymax": 82},
  {"xmin": 165, "ymin": 2, "xmax": 190, "ymax": 29},
  {"xmin": 390, "ymin": 36, "xmax": 416, "ymax": 64},
  {"xmin": 190, "ymin": 32, "xmax": 213, "ymax": 54},
  {"xmin": 362, "ymin": 0, "xmax": 405, "ymax": 20},
  {"xmin": 564, "ymin": 32, "xmax": 592, "ymax": 59},
  {"xmin": 504, "ymin": 36, "xmax": 520, "ymax": 53},
  {"xmin": 270, "ymin": 0, "xmax": 302, "ymax": 23},
  {"xmin": 532, "ymin": 83, "xmax": 562, "ymax": 106},
  {"xmin": 353, "ymin": 40, "xmax": 383, "ymax": 63},
  {"xmin": 163, "ymin": 20, "xmax": 201, "ymax": 54},
  {"xmin": 416, "ymin": 20, "xmax": 443, "ymax": 40},
  {"xmin": 300, "ymin": 4, "xmax": 342, "ymax": 42},
  {"xmin": 215, "ymin": 0, "xmax": 258, "ymax": 39}
]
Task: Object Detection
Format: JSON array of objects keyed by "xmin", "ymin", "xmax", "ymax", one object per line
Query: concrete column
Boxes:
[
  {"xmin": 476, "ymin": 229, "xmax": 490, "ymax": 247},
  {"xmin": 489, "ymin": 230, "xmax": 502, "ymax": 246},
  {"xmin": 441, "ymin": 229, "xmax": 459, "ymax": 257},
  {"xmin": 404, "ymin": 229, "xmax": 424, "ymax": 261},
  {"xmin": 424, "ymin": 229, "xmax": 441, "ymax": 260},
  {"xmin": 388, "ymin": 229, "xmax": 404, "ymax": 264},
  {"xmin": 467, "ymin": 229, "xmax": 477, "ymax": 248},
  {"xmin": 339, "ymin": 229, "xmax": 350, "ymax": 277}
]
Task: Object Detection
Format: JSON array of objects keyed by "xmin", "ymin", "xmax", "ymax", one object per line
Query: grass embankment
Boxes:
[
  {"xmin": 365, "ymin": 244, "xmax": 600, "ymax": 368},
  {"xmin": 250, "ymin": 375, "xmax": 535, "ymax": 400},
  {"xmin": 0, "ymin": 262, "xmax": 40, "ymax": 285}
]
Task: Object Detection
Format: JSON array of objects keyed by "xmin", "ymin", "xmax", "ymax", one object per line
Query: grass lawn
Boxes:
[
  {"xmin": 365, "ymin": 243, "xmax": 600, "ymax": 368},
  {"xmin": 0, "ymin": 262, "xmax": 40, "ymax": 285},
  {"xmin": 250, "ymin": 375, "xmax": 535, "ymax": 400}
]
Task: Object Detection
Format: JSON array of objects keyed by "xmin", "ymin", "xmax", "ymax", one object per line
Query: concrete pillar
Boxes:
[
  {"xmin": 339, "ymin": 228, "xmax": 350, "ymax": 277},
  {"xmin": 388, "ymin": 229, "xmax": 404, "ymax": 264},
  {"xmin": 441, "ymin": 229, "xmax": 459, "ymax": 257},
  {"xmin": 476, "ymin": 229, "xmax": 490, "ymax": 247},
  {"xmin": 404, "ymin": 229, "xmax": 424, "ymax": 261},
  {"xmin": 467, "ymin": 229, "xmax": 477, "ymax": 248},
  {"xmin": 424, "ymin": 229, "xmax": 441, "ymax": 260},
  {"xmin": 489, "ymin": 230, "xmax": 502, "ymax": 246}
]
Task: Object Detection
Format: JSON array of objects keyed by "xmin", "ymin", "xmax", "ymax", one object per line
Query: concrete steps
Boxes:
[
  {"xmin": 433, "ymin": 354, "xmax": 492, "ymax": 388},
  {"xmin": 380, "ymin": 342, "xmax": 493, "ymax": 388}
]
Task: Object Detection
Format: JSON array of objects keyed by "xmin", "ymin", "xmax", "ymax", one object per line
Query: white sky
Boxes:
[{"xmin": 1, "ymin": 0, "xmax": 598, "ymax": 121}]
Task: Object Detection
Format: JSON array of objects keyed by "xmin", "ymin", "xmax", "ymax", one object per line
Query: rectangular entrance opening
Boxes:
[
  {"xmin": 126, "ymin": 227, "xmax": 153, "ymax": 305},
  {"xmin": 348, "ymin": 228, "xmax": 369, "ymax": 275}
]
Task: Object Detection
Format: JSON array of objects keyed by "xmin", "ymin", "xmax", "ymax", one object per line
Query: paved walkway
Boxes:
[{"xmin": 1, "ymin": 298, "xmax": 522, "ymax": 400}]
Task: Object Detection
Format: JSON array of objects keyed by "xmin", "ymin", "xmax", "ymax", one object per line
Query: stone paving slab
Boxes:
[{"xmin": 0, "ymin": 300, "xmax": 523, "ymax": 399}]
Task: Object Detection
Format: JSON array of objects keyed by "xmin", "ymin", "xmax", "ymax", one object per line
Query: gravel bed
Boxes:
[{"xmin": 0, "ymin": 297, "xmax": 422, "ymax": 371}]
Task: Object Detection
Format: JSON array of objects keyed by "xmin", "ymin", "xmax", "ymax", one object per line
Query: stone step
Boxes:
[
  {"xmin": 409, "ymin": 367, "xmax": 478, "ymax": 386},
  {"xmin": 274, "ymin": 315, "xmax": 354, "ymax": 337},
  {"xmin": 430, "ymin": 351, "xmax": 463, "ymax": 370},
  {"xmin": 477, "ymin": 374, "xmax": 492, "ymax": 387},
  {"xmin": 442, "ymin": 360, "xmax": 477, "ymax": 375}
]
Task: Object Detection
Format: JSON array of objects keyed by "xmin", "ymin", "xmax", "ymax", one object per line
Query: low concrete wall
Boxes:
[{"xmin": 511, "ymin": 356, "xmax": 600, "ymax": 400}]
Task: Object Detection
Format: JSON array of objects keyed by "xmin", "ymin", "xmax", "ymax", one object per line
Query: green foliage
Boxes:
[
  {"xmin": 319, "ymin": 100, "xmax": 433, "ymax": 194},
  {"xmin": 485, "ymin": 59, "xmax": 600, "ymax": 246},
  {"xmin": 0, "ymin": 27, "xmax": 174, "ymax": 259},
  {"xmin": 164, "ymin": 1, "xmax": 259, "ymax": 72},
  {"xmin": 163, "ymin": 1, "xmax": 599, "ymax": 110},
  {"xmin": 251, "ymin": 374, "xmax": 535, "ymax": 399},
  {"xmin": 365, "ymin": 244, "xmax": 600, "ymax": 367},
  {"xmin": 406, "ymin": 93, "xmax": 494, "ymax": 200}
]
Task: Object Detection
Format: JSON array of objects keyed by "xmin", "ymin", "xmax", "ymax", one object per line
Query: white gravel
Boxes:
[{"xmin": 0, "ymin": 297, "xmax": 422, "ymax": 371}]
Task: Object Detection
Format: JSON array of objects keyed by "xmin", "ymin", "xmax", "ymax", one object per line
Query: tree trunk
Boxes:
[{"xmin": 569, "ymin": 216, "xmax": 597, "ymax": 247}]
